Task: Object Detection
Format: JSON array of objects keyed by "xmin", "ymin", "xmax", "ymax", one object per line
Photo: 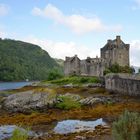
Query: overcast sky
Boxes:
[{"xmin": 0, "ymin": 0, "xmax": 140, "ymax": 66}]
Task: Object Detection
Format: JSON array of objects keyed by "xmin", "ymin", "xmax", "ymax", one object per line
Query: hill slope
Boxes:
[
  {"xmin": 0, "ymin": 38, "xmax": 62, "ymax": 81},
  {"xmin": 55, "ymin": 58, "xmax": 64, "ymax": 67}
]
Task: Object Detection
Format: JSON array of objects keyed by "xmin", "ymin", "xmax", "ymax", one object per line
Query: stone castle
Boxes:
[{"xmin": 64, "ymin": 36, "xmax": 130, "ymax": 77}]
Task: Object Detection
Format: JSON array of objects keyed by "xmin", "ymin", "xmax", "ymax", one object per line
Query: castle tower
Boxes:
[
  {"xmin": 100, "ymin": 36, "xmax": 130, "ymax": 67},
  {"xmin": 64, "ymin": 55, "xmax": 80, "ymax": 76}
]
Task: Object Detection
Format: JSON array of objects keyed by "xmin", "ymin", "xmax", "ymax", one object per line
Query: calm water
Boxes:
[
  {"xmin": 0, "ymin": 119, "xmax": 107, "ymax": 139},
  {"xmin": 54, "ymin": 118, "xmax": 106, "ymax": 134},
  {"xmin": 0, "ymin": 82, "xmax": 33, "ymax": 91}
]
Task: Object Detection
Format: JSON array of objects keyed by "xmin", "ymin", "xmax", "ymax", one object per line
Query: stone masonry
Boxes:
[
  {"xmin": 64, "ymin": 36, "xmax": 130, "ymax": 77},
  {"xmin": 105, "ymin": 73, "xmax": 140, "ymax": 96}
]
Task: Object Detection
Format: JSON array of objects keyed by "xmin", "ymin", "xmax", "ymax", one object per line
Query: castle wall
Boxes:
[
  {"xmin": 64, "ymin": 59, "xmax": 71, "ymax": 76},
  {"xmin": 105, "ymin": 74, "xmax": 140, "ymax": 96},
  {"xmin": 80, "ymin": 60, "xmax": 88, "ymax": 76},
  {"xmin": 64, "ymin": 56, "xmax": 80, "ymax": 76},
  {"xmin": 115, "ymin": 45, "xmax": 129, "ymax": 66}
]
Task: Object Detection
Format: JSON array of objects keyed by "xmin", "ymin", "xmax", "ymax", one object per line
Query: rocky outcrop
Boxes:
[
  {"xmin": 2, "ymin": 89, "xmax": 122, "ymax": 113},
  {"xmin": 2, "ymin": 91, "xmax": 82, "ymax": 113},
  {"xmin": 58, "ymin": 93, "xmax": 81, "ymax": 101},
  {"xmin": 79, "ymin": 97, "xmax": 103, "ymax": 105},
  {"xmin": 2, "ymin": 91, "xmax": 57, "ymax": 113}
]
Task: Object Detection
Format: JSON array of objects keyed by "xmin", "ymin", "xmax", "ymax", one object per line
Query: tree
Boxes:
[
  {"xmin": 47, "ymin": 68, "xmax": 63, "ymax": 81},
  {"xmin": 104, "ymin": 63, "xmax": 134, "ymax": 75},
  {"xmin": 0, "ymin": 39, "xmax": 63, "ymax": 81}
]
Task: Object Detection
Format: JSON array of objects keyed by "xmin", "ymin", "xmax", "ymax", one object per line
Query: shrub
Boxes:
[
  {"xmin": 10, "ymin": 127, "xmax": 29, "ymax": 140},
  {"xmin": 47, "ymin": 68, "xmax": 63, "ymax": 81},
  {"xmin": 103, "ymin": 68, "xmax": 111, "ymax": 75},
  {"xmin": 56, "ymin": 96, "xmax": 81, "ymax": 110},
  {"xmin": 104, "ymin": 63, "xmax": 134, "ymax": 75},
  {"xmin": 79, "ymin": 77, "xmax": 89, "ymax": 83},
  {"xmin": 112, "ymin": 110, "xmax": 140, "ymax": 140}
]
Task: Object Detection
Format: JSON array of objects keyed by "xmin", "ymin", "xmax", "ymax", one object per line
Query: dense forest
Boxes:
[{"xmin": 0, "ymin": 38, "xmax": 63, "ymax": 81}]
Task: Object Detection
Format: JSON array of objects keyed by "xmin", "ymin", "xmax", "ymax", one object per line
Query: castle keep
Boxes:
[{"xmin": 64, "ymin": 36, "xmax": 130, "ymax": 77}]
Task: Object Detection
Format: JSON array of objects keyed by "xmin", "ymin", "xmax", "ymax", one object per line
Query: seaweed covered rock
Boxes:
[
  {"xmin": 2, "ymin": 90, "xmax": 82, "ymax": 112},
  {"xmin": 2, "ymin": 90, "xmax": 57, "ymax": 113}
]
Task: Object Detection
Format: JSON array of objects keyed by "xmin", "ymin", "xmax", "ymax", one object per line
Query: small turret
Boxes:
[{"xmin": 116, "ymin": 35, "xmax": 121, "ymax": 46}]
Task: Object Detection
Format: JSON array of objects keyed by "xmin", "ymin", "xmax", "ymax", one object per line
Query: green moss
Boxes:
[{"xmin": 56, "ymin": 96, "xmax": 81, "ymax": 110}]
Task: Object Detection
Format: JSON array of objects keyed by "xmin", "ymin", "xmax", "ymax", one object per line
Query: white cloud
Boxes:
[
  {"xmin": 32, "ymin": 4, "xmax": 122, "ymax": 34},
  {"xmin": 0, "ymin": 31, "xmax": 6, "ymax": 38},
  {"xmin": 23, "ymin": 36, "xmax": 99, "ymax": 60},
  {"xmin": 0, "ymin": 25, "xmax": 7, "ymax": 38},
  {"xmin": 130, "ymin": 40, "xmax": 140, "ymax": 66},
  {"xmin": 24, "ymin": 36, "xmax": 140, "ymax": 67},
  {"xmin": 0, "ymin": 4, "xmax": 9, "ymax": 16}
]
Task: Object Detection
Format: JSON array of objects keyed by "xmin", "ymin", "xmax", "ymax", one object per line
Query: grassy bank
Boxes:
[{"xmin": 42, "ymin": 76, "xmax": 101, "ymax": 85}]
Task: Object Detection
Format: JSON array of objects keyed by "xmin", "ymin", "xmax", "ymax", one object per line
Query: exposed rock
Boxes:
[
  {"xmin": 2, "ymin": 88, "xmax": 121, "ymax": 112},
  {"xmin": 2, "ymin": 91, "xmax": 57, "ymax": 113},
  {"xmin": 2, "ymin": 91, "xmax": 82, "ymax": 113},
  {"xmin": 62, "ymin": 83, "xmax": 74, "ymax": 88},
  {"xmin": 74, "ymin": 136, "xmax": 86, "ymax": 140},
  {"xmin": 58, "ymin": 93, "xmax": 81, "ymax": 101},
  {"xmin": 0, "ymin": 125, "xmax": 36, "ymax": 140},
  {"xmin": 79, "ymin": 97, "xmax": 103, "ymax": 105},
  {"xmin": 84, "ymin": 83, "xmax": 104, "ymax": 88}
]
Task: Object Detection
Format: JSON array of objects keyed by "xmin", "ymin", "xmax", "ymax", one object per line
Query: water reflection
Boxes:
[{"xmin": 54, "ymin": 118, "xmax": 106, "ymax": 134}]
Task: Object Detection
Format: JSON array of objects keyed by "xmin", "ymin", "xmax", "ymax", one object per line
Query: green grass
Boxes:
[
  {"xmin": 10, "ymin": 127, "xmax": 29, "ymax": 140},
  {"xmin": 43, "ymin": 76, "xmax": 101, "ymax": 85},
  {"xmin": 56, "ymin": 96, "xmax": 81, "ymax": 110}
]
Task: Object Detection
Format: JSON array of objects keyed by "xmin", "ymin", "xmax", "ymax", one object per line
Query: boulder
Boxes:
[
  {"xmin": 79, "ymin": 97, "xmax": 103, "ymax": 105},
  {"xmin": 2, "ymin": 91, "xmax": 57, "ymax": 113},
  {"xmin": 83, "ymin": 83, "xmax": 104, "ymax": 88},
  {"xmin": 2, "ymin": 91, "xmax": 82, "ymax": 113},
  {"xmin": 58, "ymin": 93, "xmax": 81, "ymax": 101}
]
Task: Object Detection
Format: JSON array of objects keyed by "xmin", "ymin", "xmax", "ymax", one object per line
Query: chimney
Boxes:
[{"xmin": 116, "ymin": 36, "xmax": 121, "ymax": 46}]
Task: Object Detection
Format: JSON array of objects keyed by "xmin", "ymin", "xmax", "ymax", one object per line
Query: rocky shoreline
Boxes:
[{"xmin": 0, "ymin": 84, "xmax": 140, "ymax": 140}]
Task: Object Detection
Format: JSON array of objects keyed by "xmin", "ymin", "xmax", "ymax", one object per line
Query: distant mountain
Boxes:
[
  {"xmin": 0, "ymin": 38, "xmax": 62, "ymax": 81},
  {"xmin": 55, "ymin": 58, "xmax": 64, "ymax": 67}
]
